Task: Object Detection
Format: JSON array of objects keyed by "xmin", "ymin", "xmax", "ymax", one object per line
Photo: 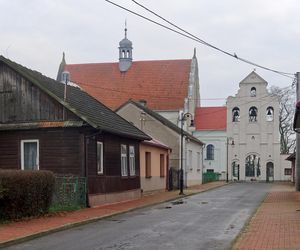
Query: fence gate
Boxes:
[{"xmin": 51, "ymin": 176, "xmax": 87, "ymax": 211}]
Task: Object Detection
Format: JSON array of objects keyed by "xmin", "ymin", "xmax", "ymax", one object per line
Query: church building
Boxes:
[
  {"xmin": 57, "ymin": 27, "xmax": 200, "ymax": 127},
  {"xmin": 226, "ymin": 71, "xmax": 281, "ymax": 181}
]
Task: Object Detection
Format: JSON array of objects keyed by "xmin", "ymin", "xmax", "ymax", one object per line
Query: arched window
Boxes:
[
  {"xmin": 266, "ymin": 106, "xmax": 274, "ymax": 121},
  {"xmin": 206, "ymin": 144, "xmax": 214, "ymax": 160},
  {"xmin": 122, "ymin": 50, "xmax": 126, "ymax": 58},
  {"xmin": 245, "ymin": 154, "xmax": 261, "ymax": 177},
  {"xmin": 249, "ymin": 106, "xmax": 258, "ymax": 122},
  {"xmin": 232, "ymin": 107, "xmax": 240, "ymax": 122},
  {"xmin": 127, "ymin": 50, "xmax": 130, "ymax": 58},
  {"xmin": 250, "ymin": 87, "xmax": 256, "ymax": 97}
]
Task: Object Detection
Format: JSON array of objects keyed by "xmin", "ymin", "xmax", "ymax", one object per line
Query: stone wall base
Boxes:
[{"xmin": 88, "ymin": 189, "xmax": 141, "ymax": 207}]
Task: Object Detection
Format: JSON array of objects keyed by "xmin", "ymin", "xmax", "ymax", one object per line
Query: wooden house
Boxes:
[{"xmin": 0, "ymin": 56, "xmax": 150, "ymax": 206}]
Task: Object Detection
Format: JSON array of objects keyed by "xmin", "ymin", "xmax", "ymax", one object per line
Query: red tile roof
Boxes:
[
  {"xmin": 64, "ymin": 59, "xmax": 191, "ymax": 111},
  {"xmin": 195, "ymin": 107, "xmax": 227, "ymax": 131}
]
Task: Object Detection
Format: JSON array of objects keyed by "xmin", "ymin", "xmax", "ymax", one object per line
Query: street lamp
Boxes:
[
  {"xmin": 179, "ymin": 112, "xmax": 194, "ymax": 195},
  {"xmin": 226, "ymin": 137, "xmax": 234, "ymax": 183}
]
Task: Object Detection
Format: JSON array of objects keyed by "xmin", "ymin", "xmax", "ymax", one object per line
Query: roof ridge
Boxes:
[{"xmin": 65, "ymin": 58, "xmax": 192, "ymax": 66}]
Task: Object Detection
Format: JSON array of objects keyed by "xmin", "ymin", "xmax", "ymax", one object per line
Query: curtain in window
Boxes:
[
  {"xmin": 24, "ymin": 142, "xmax": 37, "ymax": 170},
  {"xmin": 129, "ymin": 146, "xmax": 135, "ymax": 176}
]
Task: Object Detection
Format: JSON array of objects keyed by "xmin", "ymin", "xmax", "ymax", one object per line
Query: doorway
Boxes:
[{"xmin": 266, "ymin": 162, "xmax": 274, "ymax": 182}]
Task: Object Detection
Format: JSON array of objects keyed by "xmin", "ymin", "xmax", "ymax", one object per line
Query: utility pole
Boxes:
[{"xmin": 296, "ymin": 72, "xmax": 300, "ymax": 191}]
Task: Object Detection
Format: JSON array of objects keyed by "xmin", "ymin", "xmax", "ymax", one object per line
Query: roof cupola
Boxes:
[{"xmin": 118, "ymin": 23, "xmax": 133, "ymax": 72}]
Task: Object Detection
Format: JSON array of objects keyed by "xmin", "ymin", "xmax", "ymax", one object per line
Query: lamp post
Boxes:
[
  {"xmin": 179, "ymin": 112, "xmax": 194, "ymax": 195},
  {"xmin": 226, "ymin": 137, "xmax": 234, "ymax": 183}
]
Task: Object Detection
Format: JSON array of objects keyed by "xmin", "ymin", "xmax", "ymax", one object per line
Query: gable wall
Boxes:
[{"xmin": 0, "ymin": 63, "xmax": 77, "ymax": 123}]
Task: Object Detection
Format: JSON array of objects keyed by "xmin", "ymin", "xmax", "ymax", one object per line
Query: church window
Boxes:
[
  {"xmin": 206, "ymin": 144, "xmax": 214, "ymax": 160},
  {"xmin": 250, "ymin": 87, "xmax": 256, "ymax": 97},
  {"xmin": 232, "ymin": 107, "xmax": 240, "ymax": 122},
  {"xmin": 266, "ymin": 107, "xmax": 274, "ymax": 121},
  {"xmin": 249, "ymin": 106, "xmax": 258, "ymax": 122}
]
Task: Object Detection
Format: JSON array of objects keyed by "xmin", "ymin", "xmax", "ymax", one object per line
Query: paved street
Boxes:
[{"xmin": 6, "ymin": 183, "xmax": 272, "ymax": 250}]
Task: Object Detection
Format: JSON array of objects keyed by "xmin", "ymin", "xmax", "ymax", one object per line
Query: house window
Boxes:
[
  {"xmin": 207, "ymin": 169, "xmax": 214, "ymax": 173},
  {"xmin": 129, "ymin": 145, "xmax": 136, "ymax": 176},
  {"xmin": 250, "ymin": 87, "xmax": 256, "ymax": 97},
  {"xmin": 188, "ymin": 150, "xmax": 193, "ymax": 170},
  {"xmin": 197, "ymin": 152, "xmax": 201, "ymax": 171},
  {"xmin": 121, "ymin": 144, "xmax": 128, "ymax": 176},
  {"xmin": 97, "ymin": 142, "xmax": 103, "ymax": 174},
  {"xmin": 145, "ymin": 152, "xmax": 151, "ymax": 178},
  {"xmin": 160, "ymin": 154, "xmax": 165, "ymax": 177},
  {"xmin": 21, "ymin": 140, "xmax": 39, "ymax": 170},
  {"xmin": 266, "ymin": 106, "xmax": 274, "ymax": 121},
  {"xmin": 206, "ymin": 144, "xmax": 214, "ymax": 160},
  {"xmin": 284, "ymin": 168, "xmax": 292, "ymax": 175},
  {"xmin": 232, "ymin": 107, "xmax": 240, "ymax": 122},
  {"xmin": 249, "ymin": 106, "xmax": 258, "ymax": 122}
]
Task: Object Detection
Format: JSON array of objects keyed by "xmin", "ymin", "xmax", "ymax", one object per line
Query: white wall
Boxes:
[
  {"xmin": 193, "ymin": 130, "xmax": 227, "ymax": 179},
  {"xmin": 280, "ymin": 154, "xmax": 292, "ymax": 181}
]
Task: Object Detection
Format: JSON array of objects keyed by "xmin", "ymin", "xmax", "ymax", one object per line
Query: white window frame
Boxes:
[
  {"xmin": 121, "ymin": 144, "xmax": 128, "ymax": 176},
  {"xmin": 21, "ymin": 139, "xmax": 39, "ymax": 170},
  {"xmin": 97, "ymin": 142, "xmax": 103, "ymax": 174},
  {"xmin": 129, "ymin": 145, "xmax": 136, "ymax": 176},
  {"xmin": 188, "ymin": 150, "xmax": 193, "ymax": 171},
  {"xmin": 197, "ymin": 152, "xmax": 201, "ymax": 171}
]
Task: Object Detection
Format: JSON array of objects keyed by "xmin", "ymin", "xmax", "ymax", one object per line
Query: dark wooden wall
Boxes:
[
  {"xmin": 87, "ymin": 133, "xmax": 141, "ymax": 194},
  {"xmin": 0, "ymin": 63, "xmax": 77, "ymax": 123},
  {"xmin": 0, "ymin": 128, "xmax": 84, "ymax": 175}
]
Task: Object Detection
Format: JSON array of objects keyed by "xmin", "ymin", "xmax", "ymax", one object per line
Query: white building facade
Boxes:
[{"xmin": 227, "ymin": 71, "xmax": 281, "ymax": 181}]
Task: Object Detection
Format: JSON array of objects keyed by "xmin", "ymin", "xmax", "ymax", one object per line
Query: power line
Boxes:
[{"xmin": 104, "ymin": 0, "xmax": 295, "ymax": 79}]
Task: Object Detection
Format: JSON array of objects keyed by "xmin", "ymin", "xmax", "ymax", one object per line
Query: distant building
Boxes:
[
  {"xmin": 116, "ymin": 100, "xmax": 204, "ymax": 188},
  {"xmin": 56, "ymin": 28, "xmax": 200, "ymax": 134},
  {"xmin": 226, "ymin": 71, "xmax": 280, "ymax": 181},
  {"xmin": 193, "ymin": 107, "xmax": 227, "ymax": 179}
]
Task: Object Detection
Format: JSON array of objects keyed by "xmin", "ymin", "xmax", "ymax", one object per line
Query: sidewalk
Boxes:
[
  {"xmin": 0, "ymin": 181, "xmax": 226, "ymax": 248},
  {"xmin": 232, "ymin": 182, "xmax": 300, "ymax": 250}
]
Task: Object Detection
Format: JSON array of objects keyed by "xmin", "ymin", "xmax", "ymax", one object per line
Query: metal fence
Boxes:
[
  {"xmin": 50, "ymin": 175, "xmax": 87, "ymax": 212},
  {"xmin": 202, "ymin": 172, "xmax": 221, "ymax": 184}
]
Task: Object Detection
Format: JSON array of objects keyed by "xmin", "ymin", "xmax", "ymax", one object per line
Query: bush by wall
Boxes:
[{"xmin": 0, "ymin": 170, "xmax": 55, "ymax": 220}]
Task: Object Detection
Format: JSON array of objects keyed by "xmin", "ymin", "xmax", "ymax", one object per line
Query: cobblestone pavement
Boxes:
[
  {"xmin": 232, "ymin": 182, "xmax": 300, "ymax": 250},
  {"xmin": 0, "ymin": 181, "xmax": 226, "ymax": 247}
]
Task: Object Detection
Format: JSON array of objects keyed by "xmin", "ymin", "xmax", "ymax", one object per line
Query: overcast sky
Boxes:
[{"xmin": 1, "ymin": 0, "xmax": 299, "ymax": 106}]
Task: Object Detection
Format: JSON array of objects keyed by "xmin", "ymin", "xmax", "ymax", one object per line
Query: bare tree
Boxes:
[{"xmin": 269, "ymin": 86, "xmax": 296, "ymax": 154}]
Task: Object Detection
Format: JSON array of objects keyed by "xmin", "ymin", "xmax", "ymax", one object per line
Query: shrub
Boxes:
[{"xmin": 0, "ymin": 170, "xmax": 55, "ymax": 220}]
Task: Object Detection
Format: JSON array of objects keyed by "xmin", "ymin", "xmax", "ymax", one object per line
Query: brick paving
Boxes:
[
  {"xmin": 0, "ymin": 181, "xmax": 226, "ymax": 247},
  {"xmin": 232, "ymin": 182, "xmax": 300, "ymax": 250}
]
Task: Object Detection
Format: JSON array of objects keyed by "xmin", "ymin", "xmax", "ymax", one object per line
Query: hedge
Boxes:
[{"xmin": 0, "ymin": 170, "xmax": 55, "ymax": 220}]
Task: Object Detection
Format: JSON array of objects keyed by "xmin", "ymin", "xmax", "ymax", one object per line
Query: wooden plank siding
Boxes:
[
  {"xmin": 0, "ymin": 63, "xmax": 77, "ymax": 123},
  {"xmin": 87, "ymin": 133, "xmax": 141, "ymax": 194},
  {"xmin": 0, "ymin": 128, "xmax": 83, "ymax": 176}
]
